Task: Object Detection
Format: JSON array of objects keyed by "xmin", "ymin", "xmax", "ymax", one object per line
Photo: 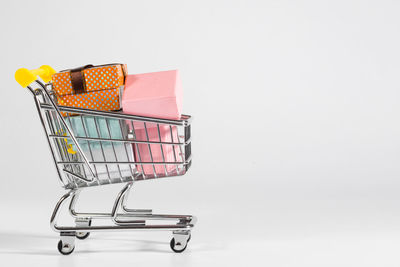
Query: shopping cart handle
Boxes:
[{"xmin": 15, "ymin": 65, "xmax": 56, "ymax": 87}]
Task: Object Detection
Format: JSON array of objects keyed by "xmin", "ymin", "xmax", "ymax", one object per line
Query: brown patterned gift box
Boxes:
[{"xmin": 51, "ymin": 64, "xmax": 127, "ymax": 115}]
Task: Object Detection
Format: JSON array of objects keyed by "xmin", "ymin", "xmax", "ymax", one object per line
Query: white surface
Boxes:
[{"xmin": 1, "ymin": 0, "xmax": 400, "ymax": 266}]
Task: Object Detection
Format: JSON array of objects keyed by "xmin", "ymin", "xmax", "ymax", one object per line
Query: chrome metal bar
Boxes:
[
  {"xmin": 48, "ymin": 134, "xmax": 190, "ymax": 146},
  {"xmin": 120, "ymin": 182, "xmax": 152, "ymax": 215},
  {"xmin": 111, "ymin": 182, "xmax": 132, "ymax": 220},
  {"xmin": 50, "ymin": 189, "xmax": 77, "ymax": 232},
  {"xmin": 68, "ymin": 185, "xmax": 195, "ymax": 223},
  {"xmin": 80, "ymin": 116, "xmax": 100, "ymax": 183},
  {"xmin": 122, "ymin": 208, "xmax": 153, "ymax": 215},
  {"xmin": 56, "ymin": 113, "xmax": 78, "ymax": 184},
  {"xmin": 143, "ymin": 122, "xmax": 157, "ymax": 177},
  {"xmin": 130, "ymin": 121, "xmax": 144, "ymax": 178},
  {"xmin": 53, "ymin": 224, "xmax": 193, "ymax": 232},
  {"xmin": 30, "ymin": 89, "xmax": 64, "ymax": 186},
  {"xmin": 63, "ymin": 169, "xmax": 93, "ymax": 182},
  {"xmin": 46, "ymin": 107, "xmax": 71, "ymax": 185},
  {"xmin": 45, "ymin": 108, "xmax": 71, "ymax": 185},
  {"xmin": 40, "ymin": 103, "xmax": 192, "ymax": 126},
  {"xmin": 157, "ymin": 124, "xmax": 168, "ymax": 176},
  {"xmin": 110, "ymin": 184, "xmax": 146, "ymax": 225},
  {"xmin": 35, "ymin": 81, "xmax": 96, "ymax": 179},
  {"xmin": 93, "ymin": 117, "xmax": 112, "ymax": 183},
  {"xmin": 119, "ymin": 120, "xmax": 135, "ymax": 178},
  {"xmin": 51, "ymin": 189, "xmax": 195, "ymax": 233},
  {"xmin": 68, "ymin": 211, "xmax": 193, "ymax": 220},
  {"xmin": 169, "ymin": 125, "xmax": 179, "ymax": 174},
  {"xmin": 66, "ymin": 114, "xmax": 89, "ymax": 181},
  {"xmin": 176, "ymin": 127, "xmax": 185, "ymax": 173},
  {"xmin": 105, "ymin": 118, "xmax": 123, "ymax": 181},
  {"xmin": 68, "ymin": 189, "xmax": 82, "ymax": 219},
  {"xmin": 111, "ymin": 183, "xmax": 145, "ymax": 225},
  {"xmin": 56, "ymin": 159, "xmax": 191, "ymax": 165},
  {"xmin": 48, "ymin": 105, "xmax": 77, "ymax": 187}
]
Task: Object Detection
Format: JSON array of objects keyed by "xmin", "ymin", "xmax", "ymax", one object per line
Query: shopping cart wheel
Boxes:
[
  {"xmin": 170, "ymin": 231, "xmax": 191, "ymax": 253},
  {"xmin": 76, "ymin": 231, "xmax": 90, "ymax": 240},
  {"xmin": 76, "ymin": 219, "xmax": 92, "ymax": 240},
  {"xmin": 170, "ymin": 238, "xmax": 187, "ymax": 253},
  {"xmin": 57, "ymin": 240, "xmax": 75, "ymax": 255}
]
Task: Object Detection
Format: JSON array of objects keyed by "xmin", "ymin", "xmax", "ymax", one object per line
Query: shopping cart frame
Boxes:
[{"xmin": 15, "ymin": 66, "xmax": 196, "ymax": 255}]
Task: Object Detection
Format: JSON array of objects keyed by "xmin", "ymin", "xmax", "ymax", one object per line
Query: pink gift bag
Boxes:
[
  {"xmin": 122, "ymin": 70, "xmax": 182, "ymax": 120},
  {"xmin": 122, "ymin": 70, "xmax": 184, "ymax": 177},
  {"xmin": 132, "ymin": 122, "xmax": 182, "ymax": 176}
]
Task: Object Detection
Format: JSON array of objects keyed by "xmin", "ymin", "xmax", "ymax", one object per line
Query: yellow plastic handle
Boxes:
[{"xmin": 15, "ymin": 65, "xmax": 56, "ymax": 87}]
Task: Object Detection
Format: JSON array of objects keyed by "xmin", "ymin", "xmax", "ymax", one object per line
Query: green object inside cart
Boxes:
[
  {"xmin": 65, "ymin": 116, "xmax": 125, "ymax": 151},
  {"xmin": 61, "ymin": 115, "xmax": 134, "ymax": 180}
]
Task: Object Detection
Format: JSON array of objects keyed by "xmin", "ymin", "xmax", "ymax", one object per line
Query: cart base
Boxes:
[{"xmin": 50, "ymin": 182, "xmax": 196, "ymax": 255}]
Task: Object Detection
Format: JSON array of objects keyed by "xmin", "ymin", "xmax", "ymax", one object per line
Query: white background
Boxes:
[{"xmin": 0, "ymin": 0, "xmax": 400, "ymax": 266}]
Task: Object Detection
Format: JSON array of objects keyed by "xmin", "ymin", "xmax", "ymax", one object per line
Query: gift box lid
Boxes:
[
  {"xmin": 52, "ymin": 64, "xmax": 127, "ymax": 96},
  {"xmin": 122, "ymin": 70, "xmax": 183, "ymax": 121}
]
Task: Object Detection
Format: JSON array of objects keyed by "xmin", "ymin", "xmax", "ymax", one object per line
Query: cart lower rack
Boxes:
[{"xmin": 15, "ymin": 66, "xmax": 196, "ymax": 255}]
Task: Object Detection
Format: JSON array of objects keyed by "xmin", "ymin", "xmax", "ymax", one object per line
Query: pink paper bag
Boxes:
[
  {"xmin": 122, "ymin": 70, "xmax": 184, "ymax": 177},
  {"xmin": 133, "ymin": 123, "xmax": 183, "ymax": 176},
  {"xmin": 122, "ymin": 70, "xmax": 182, "ymax": 120}
]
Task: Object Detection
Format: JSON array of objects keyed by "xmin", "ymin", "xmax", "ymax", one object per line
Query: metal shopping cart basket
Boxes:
[{"xmin": 15, "ymin": 66, "xmax": 196, "ymax": 255}]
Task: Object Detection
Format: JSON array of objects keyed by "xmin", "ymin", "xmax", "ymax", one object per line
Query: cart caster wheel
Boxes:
[
  {"xmin": 76, "ymin": 219, "xmax": 91, "ymax": 240},
  {"xmin": 57, "ymin": 240, "xmax": 75, "ymax": 255},
  {"xmin": 170, "ymin": 237, "xmax": 187, "ymax": 253},
  {"xmin": 76, "ymin": 231, "xmax": 90, "ymax": 240}
]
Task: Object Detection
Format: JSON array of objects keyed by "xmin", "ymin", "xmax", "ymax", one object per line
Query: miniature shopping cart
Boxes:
[{"xmin": 15, "ymin": 66, "xmax": 196, "ymax": 255}]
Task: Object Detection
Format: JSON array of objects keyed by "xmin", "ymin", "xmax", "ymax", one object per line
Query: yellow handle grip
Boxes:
[{"xmin": 15, "ymin": 65, "xmax": 56, "ymax": 87}]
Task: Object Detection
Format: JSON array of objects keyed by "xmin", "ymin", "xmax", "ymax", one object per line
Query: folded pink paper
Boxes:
[
  {"xmin": 122, "ymin": 70, "xmax": 183, "ymax": 122},
  {"xmin": 122, "ymin": 70, "xmax": 184, "ymax": 177}
]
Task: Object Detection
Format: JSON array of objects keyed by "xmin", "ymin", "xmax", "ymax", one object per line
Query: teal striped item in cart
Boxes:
[{"xmin": 65, "ymin": 115, "xmax": 135, "ymax": 181}]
